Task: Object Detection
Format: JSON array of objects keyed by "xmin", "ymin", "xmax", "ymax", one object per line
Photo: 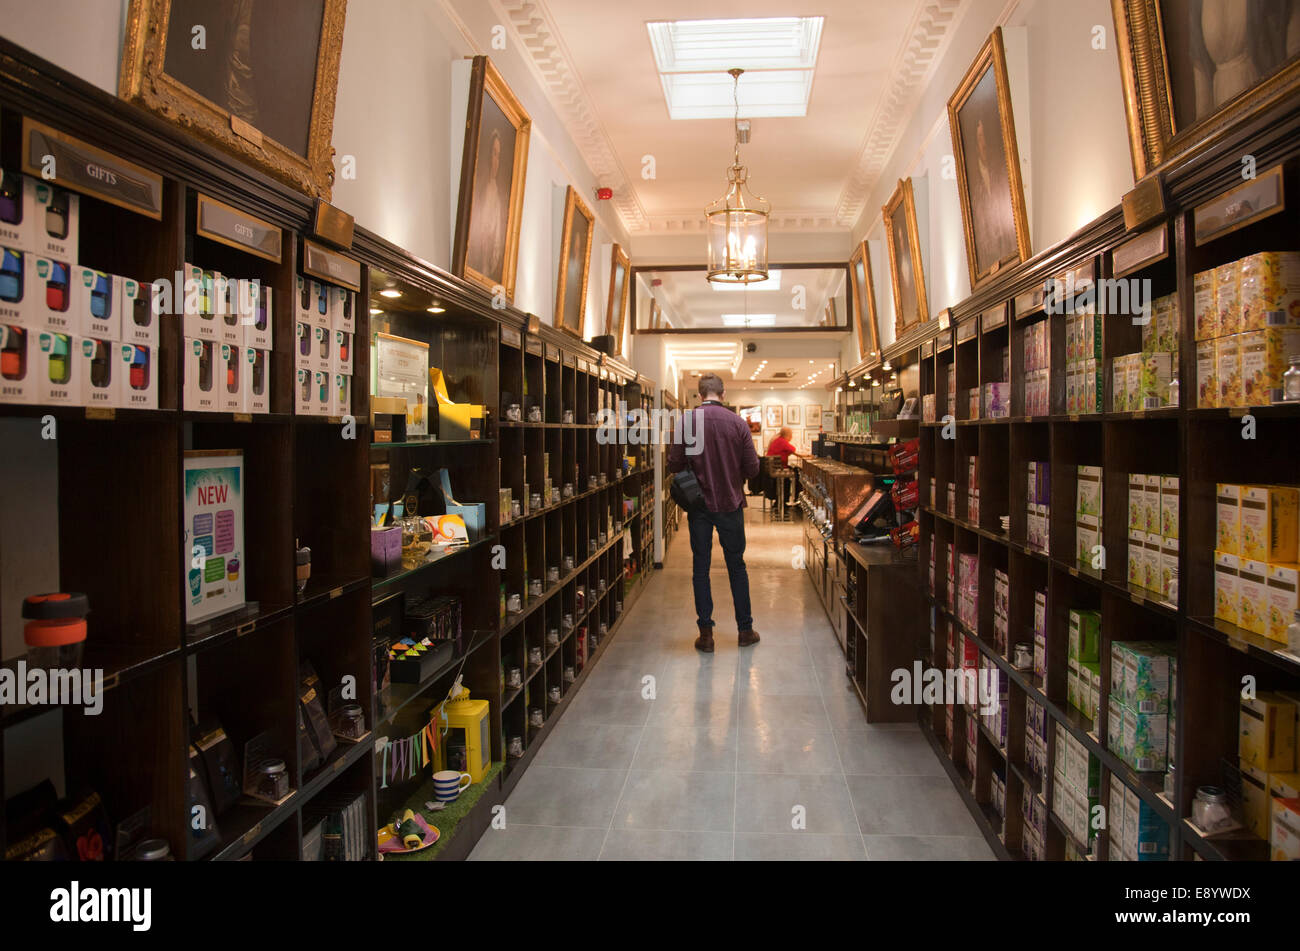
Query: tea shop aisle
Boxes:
[{"xmin": 468, "ymin": 510, "xmax": 992, "ymax": 861}]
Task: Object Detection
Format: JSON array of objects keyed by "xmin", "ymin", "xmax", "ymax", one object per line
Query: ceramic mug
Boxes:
[{"xmin": 433, "ymin": 770, "xmax": 472, "ymax": 801}]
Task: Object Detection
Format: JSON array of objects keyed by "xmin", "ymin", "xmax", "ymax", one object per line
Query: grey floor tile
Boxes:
[
  {"xmin": 734, "ymin": 833, "xmax": 867, "ymax": 861},
  {"xmin": 734, "ymin": 773, "xmax": 860, "ymax": 835},
  {"xmin": 739, "ymin": 693, "xmax": 832, "ymax": 733},
  {"xmin": 863, "ymin": 835, "xmax": 996, "ymax": 861},
  {"xmin": 468, "ymin": 824, "xmax": 607, "ymax": 861},
  {"xmin": 564, "ymin": 687, "xmax": 654, "ymax": 726},
  {"xmin": 846, "ymin": 774, "xmax": 983, "ymax": 837},
  {"xmin": 599, "ymin": 829, "xmax": 734, "ymax": 861},
  {"xmin": 736, "ymin": 663, "xmax": 823, "ymax": 696},
  {"xmin": 533, "ymin": 722, "xmax": 644, "ymax": 769},
  {"xmin": 631, "ymin": 723, "xmax": 737, "ymax": 772},
  {"xmin": 834, "ymin": 730, "xmax": 947, "ymax": 776},
  {"xmin": 645, "ymin": 693, "xmax": 738, "ymax": 728},
  {"xmin": 501, "ymin": 766, "xmax": 628, "ymax": 828},
  {"xmin": 611, "ymin": 769, "xmax": 736, "ymax": 832},
  {"xmin": 736, "ymin": 727, "xmax": 840, "ymax": 775}
]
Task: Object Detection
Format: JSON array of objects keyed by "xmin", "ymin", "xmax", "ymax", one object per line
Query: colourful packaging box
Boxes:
[
  {"xmin": 1272, "ymin": 798, "xmax": 1300, "ymax": 861},
  {"xmin": 1068, "ymin": 609, "xmax": 1101, "ymax": 662},
  {"xmin": 1238, "ymin": 251, "xmax": 1300, "ymax": 330},
  {"xmin": 1217, "ymin": 335, "xmax": 1242, "ymax": 407},
  {"xmin": 1216, "ymin": 483, "xmax": 1241, "ymax": 555},
  {"xmin": 1124, "ymin": 640, "xmax": 1173, "ymax": 715},
  {"xmin": 1215, "ymin": 551, "xmax": 1240, "ymax": 625},
  {"xmin": 1196, "ymin": 338, "xmax": 1218, "ymax": 408},
  {"xmin": 1077, "ymin": 465, "xmax": 1102, "ymax": 526},
  {"xmin": 1194, "ymin": 269, "xmax": 1218, "ymax": 340},
  {"xmin": 1161, "ymin": 538, "xmax": 1179, "ymax": 604},
  {"xmin": 1238, "ymin": 559, "xmax": 1269, "ymax": 637},
  {"xmin": 1128, "ymin": 535, "xmax": 1145, "ymax": 587},
  {"xmin": 1129, "ymin": 473, "xmax": 1145, "ymax": 533},
  {"xmin": 1240, "ymin": 692, "xmax": 1297, "ymax": 773},
  {"xmin": 1123, "ymin": 704, "xmax": 1168, "ymax": 772},
  {"xmin": 1161, "ymin": 476, "xmax": 1179, "ymax": 540},
  {"xmin": 1141, "ymin": 351, "xmax": 1173, "ymax": 408},
  {"xmin": 1108, "ymin": 694, "xmax": 1125, "ymax": 754},
  {"xmin": 1241, "ymin": 485, "xmax": 1299, "ymax": 564},
  {"xmin": 1266, "ymin": 564, "xmax": 1300, "ymax": 644},
  {"xmin": 1216, "ymin": 260, "xmax": 1242, "ymax": 337},
  {"xmin": 1240, "ymin": 326, "xmax": 1300, "ymax": 405},
  {"xmin": 1157, "ymin": 292, "xmax": 1180, "ymax": 354},
  {"xmin": 1144, "ymin": 475, "xmax": 1161, "ymax": 535},
  {"xmin": 1240, "ymin": 762, "xmax": 1271, "ymax": 838},
  {"xmin": 1144, "ymin": 533, "xmax": 1163, "ymax": 592}
]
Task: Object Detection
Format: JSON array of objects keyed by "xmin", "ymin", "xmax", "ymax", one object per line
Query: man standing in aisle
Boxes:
[{"xmin": 667, "ymin": 373, "xmax": 761, "ymax": 653}]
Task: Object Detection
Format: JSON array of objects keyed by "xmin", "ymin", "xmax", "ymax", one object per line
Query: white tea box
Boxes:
[
  {"xmin": 120, "ymin": 278, "xmax": 158, "ymax": 347},
  {"xmin": 31, "ymin": 256, "xmax": 74, "ymax": 333},
  {"xmin": 26, "ymin": 179, "xmax": 79, "ymax": 262},
  {"xmin": 118, "ymin": 342, "xmax": 157, "ymax": 410},
  {"xmin": 76, "ymin": 335, "xmax": 119, "ymax": 408},
  {"xmin": 218, "ymin": 342, "xmax": 243, "ymax": 412},
  {"xmin": 35, "ymin": 330, "xmax": 79, "ymax": 405},
  {"xmin": 73, "ymin": 267, "xmax": 118, "ymax": 340},
  {"xmin": 183, "ymin": 336, "xmax": 219, "ymax": 412},
  {"xmin": 243, "ymin": 347, "xmax": 270, "ymax": 415}
]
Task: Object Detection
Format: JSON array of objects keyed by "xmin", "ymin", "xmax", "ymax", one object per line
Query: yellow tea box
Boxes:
[
  {"xmin": 1240, "ymin": 692, "xmax": 1297, "ymax": 772},
  {"xmin": 1241, "ymin": 326, "xmax": 1300, "ymax": 405},
  {"xmin": 1216, "ymin": 335, "xmax": 1242, "ymax": 407},
  {"xmin": 1217, "ymin": 483, "xmax": 1241, "ymax": 554},
  {"xmin": 1238, "ymin": 558, "xmax": 1269, "ymax": 637},
  {"xmin": 1141, "ymin": 352, "xmax": 1173, "ymax": 408},
  {"xmin": 1161, "ymin": 476, "xmax": 1179, "ymax": 540},
  {"xmin": 1240, "ymin": 762, "xmax": 1271, "ymax": 838},
  {"xmin": 1158, "ymin": 291, "xmax": 1180, "ymax": 354},
  {"xmin": 1196, "ymin": 339, "xmax": 1217, "ymax": 407},
  {"xmin": 1241, "ymin": 485, "xmax": 1298, "ymax": 563},
  {"xmin": 1266, "ymin": 564, "xmax": 1299, "ymax": 644},
  {"xmin": 1128, "ymin": 473, "xmax": 1145, "ymax": 533},
  {"xmin": 1161, "ymin": 537, "xmax": 1179, "ymax": 603},
  {"xmin": 1238, "ymin": 251, "xmax": 1300, "ymax": 330},
  {"xmin": 1144, "ymin": 533, "xmax": 1162, "ymax": 593},
  {"xmin": 1271, "ymin": 772, "xmax": 1300, "ymax": 803},
  {"xmin": 1194, "ymin": 269, "xmax": 1218, "ymax": 340},
  {"xmin": 1144, "ymin": 474, "xmax": 1162, "ymax": 535},
  {"xmin": 1216, "ymin": 260, "xmax": 1242, "ymax": 337},
  {"xmin": 1272, "ymin": 797, "xmax": 1300, "ymax": 862},
  {"xmin": 1215, "ymin": 551, "xmax": 1239, "ymax": 625}
]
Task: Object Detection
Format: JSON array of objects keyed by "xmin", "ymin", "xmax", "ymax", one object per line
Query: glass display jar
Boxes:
[
  {"xmin": 563, "ymin": 666, "xmax": 576, "ymax": 684},
  {"xmin": 546, "ymin": 628, "xmax": 559, "ymax": 647},
  {"xmin": 337, "ymin": 704, "xmax": 366, "ymax": 740},
  {"xmin": 258, "ymin": 759, "xmax": 289, "ymax": 801},
  {"xmin": 528, "ymin": 646, "xmax": 543, "ymax": 668},
  {"xmin": 529, "ymin": 707, "xmax": 544, "ymax": 727},
  {"xmin": 134, "ymin": 838, "xmax": 173, "ymax": 861},
  {"xmin": 548, "ymin": 685, "xmax": 561, "ymax": 703},
  {"xmin": 1191, "ymin": 786, "xmax": 1234, "ymax": 833},
  {"xmin": 1285, "ymin": 356, "xmax": 1300, "ymax": 402},
  {"xmin": 507, "ymin": 736, "xmax": 524, "ymax": 758},
  {"xmin": 506, "ymin": 667, "xmax": 522, "ymax": 689}
]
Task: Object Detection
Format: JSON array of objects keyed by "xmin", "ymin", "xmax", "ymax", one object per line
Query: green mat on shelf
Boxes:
[{"xmin": 381, "ymin": 761, "xmax": 503, "ymax": 861}]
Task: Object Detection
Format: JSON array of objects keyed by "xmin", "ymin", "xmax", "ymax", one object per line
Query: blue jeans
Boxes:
[{"xmin": 687, "ymin": 505, "xmax": 753, "ymax": 631}]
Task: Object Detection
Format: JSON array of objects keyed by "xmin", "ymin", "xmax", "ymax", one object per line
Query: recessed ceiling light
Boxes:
[
  {"xmin": 369, "ymin": 308, "xmax": 383, "ymax": 316},
  {"xmin": 647, "ymin": 18, "xmax": 824, "ymax": 120},
  {"xmin": 379, "ymin": 289, "xmax": 402, "ymax": 299},
  {"xmin": 428, "ymin": 305, "xmax": 446, "ymax": 314}
]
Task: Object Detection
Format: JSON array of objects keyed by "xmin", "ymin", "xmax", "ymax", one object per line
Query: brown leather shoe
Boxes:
[
  {"xmin": 739, "ymin": 629, "xmax": 761, "ymax": 647},
  {"xmin": 694, "ymin": 624, "xmax": 715, "ymax": 653}
]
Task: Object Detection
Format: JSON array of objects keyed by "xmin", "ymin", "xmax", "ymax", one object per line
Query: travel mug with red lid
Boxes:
[{"xmin": 22, "ymin": 592, "xmax": 89, "ymax": 669}]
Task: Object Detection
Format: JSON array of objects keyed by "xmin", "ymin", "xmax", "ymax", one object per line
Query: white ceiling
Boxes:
[
  {"xmin": 664, "ymin": 332, "xmax": 842, "ymax": 386},
  {"xmin": 499, "ymin": 0, "xmax": 967, "ymax": 235}
]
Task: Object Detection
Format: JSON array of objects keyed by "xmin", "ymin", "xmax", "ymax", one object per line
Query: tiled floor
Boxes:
[{"xmin": 469, "ymin": 506, "xmax": 994, "ymax": 861}]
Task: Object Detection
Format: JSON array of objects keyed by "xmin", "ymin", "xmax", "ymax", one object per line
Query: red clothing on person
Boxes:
[{"xmin": 765, "ymin": 435, "xmax": 797, "ymax": 467}]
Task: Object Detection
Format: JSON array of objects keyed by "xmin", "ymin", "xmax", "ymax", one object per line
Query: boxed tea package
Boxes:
[
  {"xmin": 1239, "ymin": 251, "xmax": 1300, "ymax": 330},
  {"xmin": 1215, "ymin": 551, "xmax": 1240, "ymax": 625}
]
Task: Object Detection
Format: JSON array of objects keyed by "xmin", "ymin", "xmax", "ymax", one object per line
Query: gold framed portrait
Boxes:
[
  {"xmin": 947, "ymin": 27, "xmax": 1031, "ymax": 289},
  {"xmin": 848, "ymin": 240, "xmax": 880, "ymax": 361},
  {"xmin": 1111, "ymin": 0, "xmax": 1300, "ymax": 180},
  {"xmin": 883, "ymin": 178, "xmax": 929, "ymax": 339},
  {"xmin": 119, "ymin": 0, "xmax": 347, "ymax": 199},
  {"xmin": 606, "ymin": 244, "xmax": 631, "ymax": 355},
  {"xmin": 555, "ymin": 186, "xmax": 595, "ymax": 338},
  {"xmin": 453, "ymin": 56, "xmax": 532, "ymax": 304}
]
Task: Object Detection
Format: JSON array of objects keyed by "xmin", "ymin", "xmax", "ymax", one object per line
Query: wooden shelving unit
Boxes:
[
  {"xmin": 891, "ymin": 92, "xmax": 1300, "ymax": 861},
  {"xmin": 0, "ymin": 39, "xmax": 667, "ymax": 863}
]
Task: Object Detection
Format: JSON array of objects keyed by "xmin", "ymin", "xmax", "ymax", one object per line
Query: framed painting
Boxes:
[
  {"xmin": 606, "ymin": 244, "xmax": 631, "ymax": 355},
  {"xmin": 763, "ymin": 404, "xmax": 783, "ymax": 429},
  {"xmin": 452, "ymin": 56, "xmax": 532, "ymax": 302},
  {"xmin": 883, "ymin": 178, "xmax": 929, "ymax": 339},
  {"xmin": 804, "ymin": 404, "xmax": 822, "ymax": 431},
  {"xmin": 785, "ymin": 404, "xmax": 802, "ymax": 427},
  {"xmin": 1112, "ymin": 0, "xmax": 1300, "ymax": 180},
  {"xmin": 947, "ymin": 27, "xmax": 1031, "ymax": 289},
  {"xmin": 555, "ymin": 186, "xmax": 595, "ymax": 337},
  {"xmin": 848, "ymin": 240, "xmax": 880, "ymax": 361},
  {"xmin": 119, "ymin": 0, "xmax": 347, "ymax": 198}
]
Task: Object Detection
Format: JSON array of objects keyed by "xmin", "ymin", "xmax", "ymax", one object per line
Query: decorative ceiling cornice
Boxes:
[
  {"xmin": 834, "ymin": 0, "xmax": 966, "ymax": 227},
  {"xmin": 496, "ymin": 0, "xmax": 649, "ymax": 232},
  {"xmin": 497, "ymin": 0, "xmax": 967, "ymax": 237}
]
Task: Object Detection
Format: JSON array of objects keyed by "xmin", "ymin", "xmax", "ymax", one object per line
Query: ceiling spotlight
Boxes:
[
  {"xmin": 428, "ymin": 304, "xmax": 446, "ymax": 314},
  {"xmin": 369, "ymin": 308, "xmax": 383, "ymax": 316},
  {"xmin": 379, "ymin": 289, "xmax": 402, "ymax": 299},
  {"xmin": 882, "ymin": 360, "xmax": 892, "ymax": 371}
]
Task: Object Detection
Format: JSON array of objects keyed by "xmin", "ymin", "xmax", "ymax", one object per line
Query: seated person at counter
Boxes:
[{"xmin": 764, "ymin": 428, "xmax": 801, "ymax": 503}]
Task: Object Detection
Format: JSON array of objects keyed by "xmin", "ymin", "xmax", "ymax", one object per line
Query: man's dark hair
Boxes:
[{"xmin": 697, "ymin": 373, "xmax": 725, "ymax": 399}]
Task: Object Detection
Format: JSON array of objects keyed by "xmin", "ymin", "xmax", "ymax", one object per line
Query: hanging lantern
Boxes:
[{"xmin": 706, "ymin": 69, "xmax": 770, "ymax": 284}]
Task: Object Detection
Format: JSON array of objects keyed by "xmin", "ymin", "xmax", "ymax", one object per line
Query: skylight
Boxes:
[{"xmin": 646, "ymin": 17, "xmax": 824, "ymax": 120}]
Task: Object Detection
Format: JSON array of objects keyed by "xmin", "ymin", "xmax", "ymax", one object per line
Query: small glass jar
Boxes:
[
  {"xmin": 587, "ymin": 412, "xmax": 597, "ymax": 425},
  {"xmin": 599, "ymin": 623, "xmax": 608, "ymax": 637},
  {"xmin": 531, "ymin": 492, "xmax": 543, "ymax": 511},
  {"xmin": 598, "ymin": 578, "xmax": 607, "ymax": 594},
  {"xmin": 258, "ymin": 759, "xmax": 289, "ymax": 801},
  {"xmin": 588, "ymin": 475, "xmax": 598, "ymax": 489},
  {"xmin": 547, "ymin": 566, "xmax": 559, "ymax": 583},
  {"xmin": 563, "ymin": 666, "xmax": 576, "ymax": 684},
  {"xmin": 563, "ymin": 555, "xmax": 575, "ymax": 571},
  {"xmin": 589, "ymin": 538, "xmax": 598, "ymax": 555},
  {"xmin": 528, "ymin": 646, "xmax": 543, "ymax": 668},
  {"xmin": 507, "ymin": 403, "xmax": 521, "ymax": 421},
  {"xmin": 563, "ymin": 483, "xmax": 574, "ymax": 499},
  {"xmin": 529, "ymin": 707, "xmax": 544, "ymax": 727},
  {"xmin": 134, "ymin": 838, "xmax": 173, "ymax": 861},
  {"xmin": 563, "ymin": 409, "xmax": 574, "ymax": 424},
  {"xmin": 548, "ymin": 685, "xmax": 561, "ymax": 703},
  {"xmin": 507, "ymin": 736, "xmax": 524, "ymax": 758},
  {"xmin": 563, "ymin": 613, "xmax": 574, "ymax": 631},
  {"xmin": 551, "ymin": 488, "xmax": 561, "ymax": 505},
  {"xmin": 527, "ymin": 405, "xmax": 542, "ymax": 423},
  {"xmin": 338, "ymin": 704, "xmax": 366, "ymax": 739},
  {"xmin": 510, "ymin": 498, "xmax": 522, "ymax": 519},
  {"xmin": 1285, "ymin": 356, "xmax": 1300, "ymax": 402},
  {"xmin": 1166, "ymin": 374, "xmax": 1180, "ymax": 407},
  {"xmin": 506, "ymin": 593, "xmax": 522, "ymax": 614},
  {"xmin": 529, "ymin": 578, "xmax": 543, "ymax": 598},
  {"xmin": 506, "ymin": 667, "xmax": 522, "ymax": 689},
  {"xmin": 1192, "ymin": 786, "xmax": 1234, "ymax": 833},
  {"xmin": 598, "ymin": 472, "xmax": 607, "ymax": 486},
  {"xmin": 599, "ymin": 531, "xmax": 608, "ymax": 545},
  {"xmin": 546, "ymin": 628, "xmax": 559, "ymax": 647}
]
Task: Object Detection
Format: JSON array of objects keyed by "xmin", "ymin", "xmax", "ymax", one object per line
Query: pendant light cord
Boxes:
[{"xmin": 730, "ymin": 67, "xmax": 743, "ymax": 168}]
